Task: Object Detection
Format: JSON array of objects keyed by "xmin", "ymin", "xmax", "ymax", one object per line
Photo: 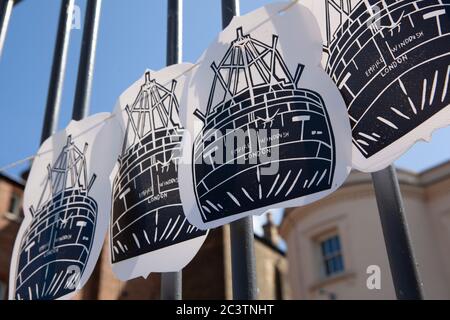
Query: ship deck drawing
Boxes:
[
  {"xmin": 14, "ymin": 136, "xmax": 97, "ymax": 300},
  {"xmin": 320, "ymin": 0, "xmax": 450, "ymax": 157},
  {"xmin": 192, "ymin": 27, "xmax": 336, "ymax": 223},
  {"xmin": 111, "ymin": 72, "xmax": 206, "ymax": 264}
]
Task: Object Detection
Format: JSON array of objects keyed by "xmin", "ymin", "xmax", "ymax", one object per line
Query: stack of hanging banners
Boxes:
[{"xmin": 8, "ymin": 0, "xmax": 450, "ymax": 299}]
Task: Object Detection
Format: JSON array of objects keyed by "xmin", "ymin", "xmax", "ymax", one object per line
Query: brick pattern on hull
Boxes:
[
  {"xmin": 15, "ymin": 190, "xmax": 97, "ymax": 300},
  {"xmin": 111, "ymin": 128, "xmax": 206, "ymax": 263},
  {"xmin": 324, "ymin": 0, "xmax": 450, "ymax": 157}
]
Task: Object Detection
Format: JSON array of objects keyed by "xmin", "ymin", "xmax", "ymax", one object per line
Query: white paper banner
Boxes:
[
  {"xmin": 302, "ymin": 0, "xmax": 450, "ymax": 172},
  {"xmin": 110, "ymin": 65, "xmax": 208, "ymax": 280},
  {"xmin": 178, "ymin": 2, "xmax": 352, "ymax": 229},
  {"xmin": 9, "ymin": 113, "xmax": 120, "ymax": 300}
]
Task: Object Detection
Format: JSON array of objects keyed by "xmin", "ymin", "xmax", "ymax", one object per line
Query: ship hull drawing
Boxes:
[
  {"xmin": 111, "ymin": 72, "xmax": 206, "ymax": 264},
  {"xmin": 14, "ymin": 136, "xmax": 97, "ymax": 300},
  {"xmin": 317, "ymin": 0, "xmax": 450, "ymax": 158},
  {"xmin": 192, "ymin": 28, "xmax": 336, "ymax": 224}
]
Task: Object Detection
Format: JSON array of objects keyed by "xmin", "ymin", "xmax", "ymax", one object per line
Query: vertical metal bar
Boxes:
[
  {"xmin": 0, "ymin": 0, "xmax": 14, "ymax": 59},
  {"xmin": 371, "ymin": 165, "xmax": 424, "ymax": 299},
  {"xmin": 72, "ymin": 0, "xmax": 102, "ymax": 121},
  {"xmin": 230, "ymin": 216, "xmax": 258, "ymax": 300},
  {"xmin": 40, "ymin": 0, "xmax": 74, "ymax": 142},
  {"xmin": 221, "ymin": 0, "xmax": 239, "ymax": 31},
  {"xmin": 160, "ymin": 272, "xmax": 182, "ymax": 300},
  {"xmin": 221, "ymin": 0, "xmax": 258, "ymax": 300},
  {"xmin": 160, "ymin": 0, "xmax": 183, "ymax": 301}
]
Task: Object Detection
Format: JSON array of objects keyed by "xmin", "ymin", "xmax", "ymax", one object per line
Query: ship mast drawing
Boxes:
[
  {"xmin": 192, "ymin": 27, "xmax": 336, "ymax": 223},
  {"xmin": 317, "ymin": 0, "xmax": 450, "ymax": 158},
  {"xmin": 111, "ymin": 72, "xmax": 206, "ymax": 264},
  {"xmin": 14, "ymin": 136, "xmax": 98, "ymax": 300}
]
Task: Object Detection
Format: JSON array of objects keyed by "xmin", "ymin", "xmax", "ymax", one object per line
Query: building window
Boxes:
[
  {"xmin": 5, "ymin": 192, "xmax": 22, "ymax": 221},
  {"xmin": 319, "ymin": 234, "xmax": 344, "ymax": 277}
]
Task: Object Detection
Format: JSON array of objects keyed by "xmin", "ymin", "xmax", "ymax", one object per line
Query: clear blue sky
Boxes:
[{"xmin": 1, "ymin": 0, "xmax": 449, "ymax": 178}]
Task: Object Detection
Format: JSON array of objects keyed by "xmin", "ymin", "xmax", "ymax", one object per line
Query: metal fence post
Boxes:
[
  {"xmin": 166, "ymin": 0, "xmax": 181, "ymax": 67},
  {"xmin": 72, "ymin": 0, "xmax": 102, "ymax": 121},
  {"xmin": 160, "ymin": 0, "xmax": 183, "ymax": 301},
  {"xmin": 371, "ymin": 165, "xmax": 424, "ymax": 299},
  {"xmin": 160, "ymin": 271, "xmax": 182, "ymax": 300},
  {"xmin": 230, "ymin": 214, "xmax": 258, "ymax": 300},
  {"xmin": 0, "ymin": 0, "xmax": 16, "ymax": 59},
  {"xmin": 221, "ymin": 0, "xmax": 258, "ymax": 300},
  {"xmin": 40, "ymin": 0, "xmax": 74, "ymax": 142}
]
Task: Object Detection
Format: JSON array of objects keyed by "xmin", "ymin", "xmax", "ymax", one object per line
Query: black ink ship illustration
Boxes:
[
  {"xmin": 14, "ymin": 136, "xmax": 97, "ymax": 300},
  {"xmin": 111, "ymin": 72, "xmax": 206, "ymax": 263},
  {"xmin": 192, "ymin": 27, "xmax": 336, "ymax": 223},
  {"xmin": 321, "ymin": 0, "xmax": 450, "ymax": 157}
]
